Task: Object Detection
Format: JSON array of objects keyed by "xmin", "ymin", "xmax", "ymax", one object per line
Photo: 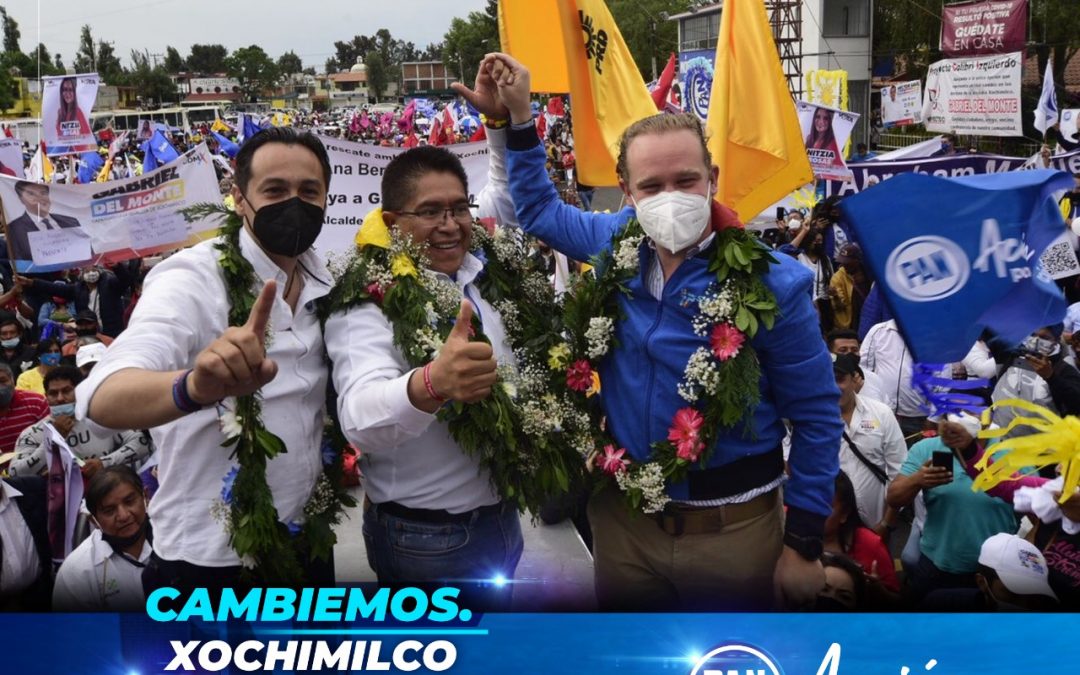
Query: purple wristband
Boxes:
[{"xmin": 172, "ymin": 370, "xmax": 204, "ymax": 413}]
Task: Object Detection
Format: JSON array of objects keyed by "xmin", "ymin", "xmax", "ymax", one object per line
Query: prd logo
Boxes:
[
  {"xmin": 690, "ymin": 643, "xmax": 783, "ymax": 675},
  {"xmin": 885, "ymin": 235, "xmax": 970, "ymax": 302}
]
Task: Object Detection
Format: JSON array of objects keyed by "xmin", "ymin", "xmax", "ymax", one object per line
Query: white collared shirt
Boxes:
[
  {"xmin": 645, "ymin": 232, "xmax": 716, "ymax": 300},
  {"xmin": 0, "ymin": 481, "xmax": 40, "ymax": 595},
  {"xmin": 52, "ymin": 529, "xmax": 152, "ymax": 611},
  {"xmin": 325, "ymin": 253, "xmax": 511, "ymax": 513},
  {"xmin": 860, "ymin": 320, "xmax": 926, "ymax": 417},
  {"xmin": 76, "ymin": 227, "xmax": 332, "ymax": 567},
  {"xmin": 24, "ymin": 211, "xmax": 55, "ymax": 232},
  {"xmin": 840, "ymin": 394, "xmax": 907, "ymax": 527}
]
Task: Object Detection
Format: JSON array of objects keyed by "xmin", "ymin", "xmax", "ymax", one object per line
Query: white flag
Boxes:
[{"xmin": 1035, "ymin": 58, "xmax": 1058, "ymax": 136}]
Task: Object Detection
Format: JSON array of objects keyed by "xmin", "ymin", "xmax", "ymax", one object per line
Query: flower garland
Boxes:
[
  {"xmin": 183, "ymin": 203, "xmax": 356, "ymax": 582},
  {"xmin": 560, "ymin": 219, "xmax": 780, "ymax": 514},
  {"xmin": 321, "ymin": 209, "xmax": 585, "ymax": 513}
]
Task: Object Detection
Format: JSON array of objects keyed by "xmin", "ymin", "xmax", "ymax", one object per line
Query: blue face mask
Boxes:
[
  {"xmin": 40, "ymin": 353, "xmax": 61, "ymax": 367},
  {"xmin": 50, "ymin": 402, "xmax": 75, "ymax": 418},
  {"xmin": 1, "ymin": 338, "xmax": 18, "ymax": 349}
]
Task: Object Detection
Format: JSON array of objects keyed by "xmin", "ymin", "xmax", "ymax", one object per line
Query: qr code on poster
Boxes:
[{"xmin": 1040, "ymin": 238, "xmax": 1080, "ymax": 280}]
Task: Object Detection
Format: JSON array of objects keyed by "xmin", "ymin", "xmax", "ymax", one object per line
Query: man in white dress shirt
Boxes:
[
  {"xmin": 325, "ymin": 145, "xmax": 523, "ymax": 609},
  {"xmin": 77, "ymin": 127, "xmax": 335, "ymax": 595}
]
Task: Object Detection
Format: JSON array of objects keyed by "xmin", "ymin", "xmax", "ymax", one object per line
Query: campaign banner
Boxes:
[
  {"xmin": 880, "ymin": 81, "xmax": 923, "ymax": 127},
  {"xmin": 41, "ymin": 73, "xmax": 99, "ymax": 153},
  {"xmin": 921, "ymin": 52, "xmax": 1022, "ymax": 136},
  {"xmin": 940, "ymin": 0, "xmax": 1028, "ymax": 57},
  {"xmin": 0, "ymin": 144, "xmax": 221, "ymax": 272},
  {"xmin": 0, "ymin": 138, "xmax": 25, "ymax": 179},
  {"xmin": 797, "ymin": 101, "xmax": 859, "ymax": 182},
  {"xmin": 315, "ymin": 135, "xmax": 491, "ymax": 263},
  {"xmin": 679, "ymin": 48, "xmax": 715, "ymax": 121},
  {"xmin": 2, "ymin": 612, "xmax": 1077, "ymax": 674},
  {"xmin": 824, "ymin": 146, "xmax": 1080, "ymax": 197}
]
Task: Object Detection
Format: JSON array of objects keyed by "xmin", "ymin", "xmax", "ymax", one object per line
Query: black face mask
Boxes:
[
  {"xmin": 246, "ymin": 196, "xmax": 325, "ymax": 257},
  {"xmin": 76, "ymin": 328, "xmax": 97, "ymax": 337},
  {"xmin": 101, "ymin": 518, "xmax": 150, "ymax": 554}
]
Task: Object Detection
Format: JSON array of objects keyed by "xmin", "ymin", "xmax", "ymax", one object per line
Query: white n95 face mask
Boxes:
[{"xmin": 633, "ymin": 189, "xmax": 712, "ymax": 253}]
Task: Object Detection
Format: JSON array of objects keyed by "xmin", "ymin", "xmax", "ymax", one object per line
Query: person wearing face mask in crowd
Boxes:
[
  {"xmin": 790, "ymin": 211, "xmax": 834, "ymax": 332},
  {"xmin": 0, "ymin": 363, "xmax": 49, "ymax": 460},
  {"xmin": 8, "ymin": 366, "xmax": 152, "ymax": 482},
  {"xmin": 78, "ymin": 127, "xmax": 336, "ymax": 595},
  {"xmin": 60, "ymin": 310, "xmax": 113, "ymax": 358},
  {"xmin": 16, "ymin": 339, "xmax": 62, "ymax": 396},
  {"xmin": 990, "ymin": 325, "xmax": 1080, "ymax": 437},
  {"xmin": 490, "ymin": 53, "xmax": 840, "ymax": 611},
  {"xmin": 0, "ymin": 314, "xmax": 37, "ymax": 379},
  {"xmin": 17, "ymin": 261, "xmax": 135, "ymax": 338},
  {"xmin": 52, "ymin": 466, "xmax": 153, "ymax": 611}
]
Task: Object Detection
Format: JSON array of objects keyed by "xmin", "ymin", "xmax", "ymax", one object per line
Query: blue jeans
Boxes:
[{"xmin": 362, "ymin": 500, "xmax": 524, "ymax": 611}]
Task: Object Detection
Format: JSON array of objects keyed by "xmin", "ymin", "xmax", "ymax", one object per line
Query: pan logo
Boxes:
[
  {"xmin": 689, "ymin": 643, "xmax": 783, "ymax": 675},
  {"xmin": 885, "ymin": 235, "xmax": 970, "ymax": 302}
]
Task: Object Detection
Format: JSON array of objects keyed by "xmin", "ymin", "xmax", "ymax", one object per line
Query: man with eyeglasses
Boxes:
[{"xmin": 324, "ymin": 66, "xmax": 523, "ymax": 609}]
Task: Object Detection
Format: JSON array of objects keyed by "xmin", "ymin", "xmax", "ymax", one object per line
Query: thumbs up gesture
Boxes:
[
  {"xmin": 427, "ymin": 300, "xmax": 498, "ymax": 404},
  {"xmin": 188, "ymin": 280, "xmax": 279, "ymax": 405}
]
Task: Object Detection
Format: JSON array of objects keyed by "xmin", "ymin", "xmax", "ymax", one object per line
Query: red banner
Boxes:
[{"xmin": 940, "ymin": 0, "xmax": 1028, "ymax": 57}]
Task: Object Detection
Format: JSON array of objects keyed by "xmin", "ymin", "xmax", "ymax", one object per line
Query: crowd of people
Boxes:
[{"xmin": 1, "ymin": 52, "xmax": 1079, "ymax": 615}]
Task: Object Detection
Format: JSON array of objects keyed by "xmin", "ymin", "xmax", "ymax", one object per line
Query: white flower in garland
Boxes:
[
  {"xmin": 416, "ymin": 327, "xmax": 444, "ymax": 358},
  {"xmin": 585, "ymin": 316, "xmax": 614, "ymax": 359},
  {"xmin": 217, "ymin": 402, "xmax": 243, "ymax": 440},
  {"xmin": 615, "ymin": 463, "xmax": 670, "ymax": 513},
  {"xmin": 693, "ymin": 282, "xmax": 738, "ymax": 336},
  {"xmin": 680, "ymin": 347, "xmax": 721, "ymax": 401},
  {"xmin": 613, "ymin": 234, "xmax": 644, "ymax": 272},
  {"xmin": 494, "ymin": 299, "xmax": 522, "ymax": 336}
]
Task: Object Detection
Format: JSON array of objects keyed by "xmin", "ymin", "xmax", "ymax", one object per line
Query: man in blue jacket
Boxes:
[{"xmin": 476, "ymin": 53, "xmax": 841, "ymax": 610}]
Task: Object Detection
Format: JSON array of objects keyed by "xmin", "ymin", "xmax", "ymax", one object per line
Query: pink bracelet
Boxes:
[{"xmin": 422, "ymin": 363, "xmax": 447, "ymax": 403}]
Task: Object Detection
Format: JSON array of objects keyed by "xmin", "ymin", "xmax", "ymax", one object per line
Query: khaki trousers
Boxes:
[{"xmin": 587, "ymin": 485, "xmax": 784, "ymax": 611}]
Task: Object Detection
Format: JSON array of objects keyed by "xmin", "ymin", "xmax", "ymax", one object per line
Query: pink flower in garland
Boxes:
[
  {"xmin": 710, "ymin": 323, "xmax": 745, "ymax": 361},
  {"xmin": 668, "ymin": 407, "xmax": 705, "ymax": 462},
  {"xmin": 366, "ymin": 282, "xmax": 385, "ymax": 304},
  {"xmin": 596, "ymin": 444, "xmax": 629, "ymax": 475},
  {"xmin": 566, "ymin": 359, "xmax": 594, "ymax": 392}
]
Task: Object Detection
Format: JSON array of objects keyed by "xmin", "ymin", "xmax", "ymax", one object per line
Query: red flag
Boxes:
[
  {"xmin": 546, "ymin": 96, "xmax": 565, "ymax": 117},
  {"xmin": 469, "ymin": 125, "xmax": 486, "ymax": 142},
  {"xmin": 650, "ymin": 53, "xmax": 677, "ymax": 110},
  {"xmin": 2, "ymin": 125, "xmax": 11, "ymax": 138},
  {"xmin": 536, "ymin": 113, "xmax": 547, "ymax": 140},
  {"xmin": 403, "ymin": 132, "xmax": 419, "ymax": 148}
]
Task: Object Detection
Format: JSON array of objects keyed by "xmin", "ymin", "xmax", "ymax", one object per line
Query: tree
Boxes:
[
  {"xmin": 129, "ymin": 50, "xmax": 176, "ymax": 107},
  {"xmin": 27, "ymin": 43, "xmax": 59, "ymax": 76},
  {"xmin": 0, "ymin": 6, "xmax": 19, "ymax": 54},
  {"xmin": 164, "ymin": 46, "xmax": 186, "ymax": 73},
  {"xmin": 442, "ymin": 2, "xmax": 499, "ymax": 85},
  {"xmin": 226, "ymin": 45, "xmax": 279, "ymax": 101},
  {"xmin": 609, "ymin": 0, "xmax": 688, "ymax": 81},
  {"xmin": 365, "ymin": 51, "xmax": 388, "ymax": 101},
  {"xmin": 96, "ymin": 41, "xmax": 124, "ymax": 83},
  {"xmin": 420, "ymin": 42, "xmax": 444, "ymax": 61},
  {"xmin": 324, "ymin": 57, "xmax": 339, "ymax": 74},
  {"xmin": 73, "ymin": 25, "xmax": 95, "ymax": 73},
  {"xmin": 0, "ymin": 64, "xmax": 15, "ymax": 110},
  {"xmin": 333, "ymin": 34, "xmax": 376, "ymax": 71},
  {"xmin": 277, "ymin": 50, "xmax": 303, "ymax": 76},
  {"xmin": 187, "ymin": 43, "xmax": 228, "ymax": 73},
  {"xmin": 53, "ymin": 52, "xmax": 63, "ymax": 72}
]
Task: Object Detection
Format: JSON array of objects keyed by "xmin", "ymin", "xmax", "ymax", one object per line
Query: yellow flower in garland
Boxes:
[
  {"xmin": 548, "ymin": 343, "xmax": 572, "ymax": 370},
  {"xmin": 586, "ymin": 370, "xmax": 601, "ymax": 398},
  {"xmin": 390, "ymin": 253, "xmax": 418, "ymax": 278},
  {"xmin": 356, "ymin": 207, "xmax": 391, "ymax": 249}
]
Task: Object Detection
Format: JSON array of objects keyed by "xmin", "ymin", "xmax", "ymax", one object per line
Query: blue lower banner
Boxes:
[{"xmin": 4, "ymin": 609, "xmax": 1076, "ymax": 673}]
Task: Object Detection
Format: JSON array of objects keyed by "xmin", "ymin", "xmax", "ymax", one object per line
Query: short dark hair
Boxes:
[
  {"xmin": 85, "ymin": 465, "xmax": 144, "ymax": 516},
  {"xmin": 833, "ymin": 471, "xmax": 867, "ymax": 549},
  {"xmin": 821, "ymin": 551, "xmax": 867, "ymax": 605},
  {"xmin": 14, "ymin": 181, "xmax": 46, "ymax": 198},
  {"xmin": 234, "ymin": 127, "xmax": 332, "ymax": 193},
  {"xmin": 826, "ymin": 329, "xmax": 859, "ymax": 350},
  {"xmin": 36, "ymin": 338, "xmax": 61, "ymax": 357},
  {"xmin": 381, "ymin": 146, "xmax": 469, "ymax": 213},
  {"xmin": 44, "ymin": 364, "xmax": 83, "ymax": 392},
  {"xmin": 0, "ymin": 315, "xmax": 21, "ymax": 332}
]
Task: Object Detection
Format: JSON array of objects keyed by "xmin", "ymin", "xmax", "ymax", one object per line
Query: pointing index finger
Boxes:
[{"xmin": 245, "ymin": 279, "xmax": 277, "ymax": 336}]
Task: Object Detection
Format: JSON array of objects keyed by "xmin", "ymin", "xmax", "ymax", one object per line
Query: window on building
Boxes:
[
  {"xmin": 680, "ymin": 12, "xmax": 720, "ymax": 52},
  {"xmin": 823, "ymin": 0, "xmax": 870, "ymax": 37}
]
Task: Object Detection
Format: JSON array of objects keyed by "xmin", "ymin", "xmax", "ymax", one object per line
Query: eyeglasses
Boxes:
[{"xmin": 397, "ymin": 203, "xmax": 476, "ymax": 225}]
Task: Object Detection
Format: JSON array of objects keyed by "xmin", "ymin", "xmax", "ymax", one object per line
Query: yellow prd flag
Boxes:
[
  {"xmin": 95, "ymin": 158, "xmax": 112, "ymax": 183},
  {"xmin": 554, "ymin": 0, "xmax": 657, "ymax": 186},
  {"xmin": 498, "ymin": 0, "xmax": 570, "ymax": 93},
  {"xmin": 706, "ymin": 0, "xmax": 813, "ymax": 221},
  {"xmin": 211, "ymin": 117, "xmax": 231, "ymax": 134}
]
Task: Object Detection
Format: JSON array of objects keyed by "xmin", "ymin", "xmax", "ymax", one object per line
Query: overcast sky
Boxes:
[{"xmin": 7, "ymin": 0, "xmax": 489, "ymax": 70}]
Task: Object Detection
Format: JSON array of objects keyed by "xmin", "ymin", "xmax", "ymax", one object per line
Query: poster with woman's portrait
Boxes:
[
  {"xmin": 41, "ymin": 73, "xmax": 100, "ymax": 152},
  {"xmin": 796, "ymin": 101, "xmax": 860, "ymax": 183}
]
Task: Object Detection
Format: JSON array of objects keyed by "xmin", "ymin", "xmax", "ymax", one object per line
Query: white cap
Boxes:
[
  {"xmin": 75, "ymin": 342, "xmax": 107, "ymax": 368},
  {"xmin": 978, "ymin": 533, "xmax": 1057, "ymax": 600},
  {"xmin": 945, "ymin": 411, "xmax": 982, "ymax": 438}
]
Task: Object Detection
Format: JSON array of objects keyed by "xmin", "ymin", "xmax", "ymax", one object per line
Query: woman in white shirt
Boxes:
[{"xmin": 53, "ymin": 465, "xmax": 151, "ymax": 611}]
